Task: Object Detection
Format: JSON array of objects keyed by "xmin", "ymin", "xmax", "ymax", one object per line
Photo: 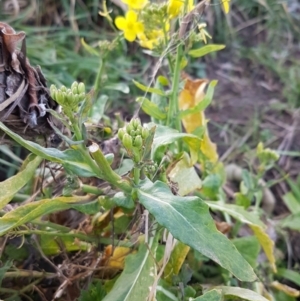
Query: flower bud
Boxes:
[
  {"xmin": 50, "ymin": 85, "xmax": 57, "ymax": 99},
  {"xmin": 141, "ymin": 127, "xmax": 149, "ymax": 139},
  {"xmin": 60, "ymin": 85, "xmax": 67, "ymax": 92},
  {"xmin": 78, "ymin": 93, "xmax": 86, "ymax": 102},
  {"xmin": 130, "ymin": 130, "xmax": 136, "ymax": 137},
  {"xmin": 71, "ymin": 81, "xmax": 78, "ymax": 94},
  {"xmin": 118, "ymin": 128, "xmax": 126, "ymax": 141},
  {"xmin": 122, "ymin": 133, "xmax": 133, "ymax": 149},
  {"xmin": 78, "ymin": 82, "xmax": 86, "ymax": 94},
  {"xmin": 56, "ymin": 91, "xmax": 65, "ymax": 104},
  {"xmin": 126, "ymin": 122, "xmax": 134, "ymax": 134},
  {"xmin": 132, "ymin": 118, "xmax": 141, "ymax": 129},
  {"xmin": 67, "ymin": 91, "xmax": 74, "ymax": 103},
  {"xmin": 133, "ymin": 135, "xmax": 143, "ymax": 148},
  {"xmin": 135, "ymin": 128, "xmax": 141, "ymax": 136}
]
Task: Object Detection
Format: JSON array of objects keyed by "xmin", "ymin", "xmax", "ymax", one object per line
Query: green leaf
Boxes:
[
  {"xmin": 178, "ymin": 80, "xmax": 218, "ymax": 119},
  {"xmin": 0, "ymin": 122, "xmax": 97, "ymax": 177},
  {"xmin": 105, "ymin": 83, "xmax": 129, "ymax": 94},
  {"xmin": 206, "ymin": 202, "xmax": 276, "ymax": 272},
  {"xmin": 41, "ymin": 234, "xmax": 90, "ymax": 256},
  {"xmin": 152, "ymin": 124, "xmax": 201, "ymax": 164},
  {"xmin": 136, "ymin": 97, "xmax": 167, "ymax": 120},
  {"xmin": 133, "ymin": 80, "xmax": 166, "ymax": 96},
  {"xmin": 0, "ymin": 155, "xmax": 43, "ymax": 210},
  {"xmin": 188, "ymin": 44, "xmax": 226, "ymax": 58},
  {"xmin": 150, "ymin": 78, "xmax": 168, "ymax": 124},
  {"xmin": 102, "ymin": 232, "xmax": 158, "ymax": 301},
  {"xmin": 282, "ymin": 192, "xmax": 300, "ymax": 214},
  {"xmin": 277, "ymin": 268, "xmax": 300, "ymax": 287},
  {"xmin": 137, "ymin": 179, "xmax": 256, "ymax": 281},
  {"xmin": 81, "ymin": 38, "xmax": 100, "ymax": 56},
  {"xmin": 216, "ymin": 286, "xmax": 269, "ymax": 301},
  {"xmin": 193, "ymin": 289, "xmax": 222, "ymax": 301},
  {"xmin": 0, "ymin": 196, "xmax": 100, "ymax": 235},
  {"xmin": 113, "ymin": 192, "xmax": 135, "ymax": 209},
  {"xmin": 89, "ymin": 95, "xmax": 109, "ymax": 123},
  {"xmin": 232, "ymin": 236, "xmax": 260, "ymax": 268},
  {"xmin": 281, "ymin": 212, "xmax": 300, "ymax": 231}
]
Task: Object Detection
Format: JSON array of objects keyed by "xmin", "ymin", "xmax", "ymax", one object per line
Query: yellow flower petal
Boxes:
[
  {"xmin": 124, "ymin": 30, "xmax": 136, "ymax": 42},
  {"xmin": 134, "ymin": 22, "xmax": 144, "ymax": 34},
  {"xmin": 115, "ymin": 16, "xmax": 127, "ymax": 30},
  {"xmin": 222, "ymin": 0, "xmax": 230, "ymax": 13},
  {"xmin": 126, "ymin": 10, "xmax": 138, "ymax": 22}
]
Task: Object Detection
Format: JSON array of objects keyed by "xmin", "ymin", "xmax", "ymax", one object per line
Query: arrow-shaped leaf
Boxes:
[{"xmin": 137, "ymin": 178, "xmax": 256, "ymax": 282}]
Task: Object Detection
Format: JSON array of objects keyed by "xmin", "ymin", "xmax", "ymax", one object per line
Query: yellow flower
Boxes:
[
  {"xmin": 122, "ymin": 0, "xmax": 148, "ymax": 10},
  {"xmin": 221, "ymin": 0, "xmax": 230, "ymax": 13},
  {"xmin": 167, "ymin": 0, "xmax": 194, "ymax": 18},
  {"xmin": 115, "ymin": 11, "xmax": 144, "ymax": 42}
]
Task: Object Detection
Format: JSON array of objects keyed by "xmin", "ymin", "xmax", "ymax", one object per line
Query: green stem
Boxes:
[
  {"xmin": 81, "ymin": 184, "xmax": 104, "ymax": 195},
  {"xmin": 167, "ymin": 43, "xmax": 182, "ymax": 133},
  {"xmin": 94, "ymin": 57, "xmax": 105, "ymax": 96},
  {"xmin": 4, "ymin": 270, "xmax": 56, "ymax": 279},
  {"xmin": 133, "ymin": 166, "xmax": 140, "ymax": 185},
  {"xmin": 12, "ymin": 229, "xmax": 132, "ymax": 247},
  {"xmin": 89, "ymin": 143, "xmax": 132, "ymax": 193}
]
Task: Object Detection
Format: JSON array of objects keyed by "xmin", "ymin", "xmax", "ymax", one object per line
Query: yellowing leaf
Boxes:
[
  {"xmin": 207, "ymin": 202, "xmax": 277, "ymax": 273},
  {"xmin": 179, "ymin": 75, "xmax": 218, "ymax": 163},
  {"xmin": 164, "ymin": 241, "xmax": 190, "ymax": 283},
  {"xmin": 168, "ymin": 152, "xmax": 202, "ymax": 196},
  {"xmin": 250, "ymin": 225, "xmax": 276, "ymax": 272},
  {"xmin": 105, "ymin": 245, "xmax": 133, "ymax": 270},
  {"xmin": 271, "ymin": 281, "xmax": 300, "ymax": 297}
]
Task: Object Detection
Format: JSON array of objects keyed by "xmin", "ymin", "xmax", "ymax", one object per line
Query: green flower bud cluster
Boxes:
[
  {"xmin": 256, "ymin": 142, "xmax": 279, "ymax": 169},
  {"xmin": 118, "ymin": 118, "xmax": 150, "ymax": 163},
  {"xmin": 50, "ymin": 82, "xmax": 86, "ymax": 112}
]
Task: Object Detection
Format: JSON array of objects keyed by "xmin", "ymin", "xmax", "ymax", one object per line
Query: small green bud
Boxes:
[
  {"xmin": 74, "ymin": 94, "xmax": 80, "ymax": 104},
  {"xmin": 118, "ymin": 128, "xmax": 126, "ymax": 140},
  {"xmin": 78, "ymin": 82, "xmax": 86, "ymax": 94},
  {"xmin": 67, "ymin": 91, "xmax": 74, "ymax": 103},
  {"xmin": 71, "ymin": 81, "xmax": 78, "ymax": 93},
  {"xmin": 133, "ymin": 135, "xmax": 143, "ymax": 148},
  {"xmin": 78, "ymin": 93, "xmax": 85, "ymax": 102},
  {"xmin": 71, "ymin": 86, "xmax": 78, "ymax": 95},
  {"xmin": 50, "ymin": 85, "xmax": 57, "ymax": 98},
  {"xmin": 130, "ymin": 130, "xmax": 136, "ymax": 137},
  {"xmin": 56, "ymin": 91, "xmax": 66, "ymax": 104},
  {"xmin": 141, "ymin": 127, "xmax": 149, "ymax": 139},
  {"xmin": 135, "ymin": 128, "xmax": 141, "ymax": 136},
  {"xmin": 122, "ymin": 133, "xmax": 133, "ymax": 149},
  {"xmin": 60, "ymin": 85, "xmax": 67, "ymax": 92},
  {"xmin": 132, "ymin": 118, "xmax": 141, "ymax": 129},
  {"xmin": 126, "ymin": 123, "xmax": 134, "ymax": 134},
  {"xmin": 50, "ymin": 89, "xmax": 57, "ymax": 100}
]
